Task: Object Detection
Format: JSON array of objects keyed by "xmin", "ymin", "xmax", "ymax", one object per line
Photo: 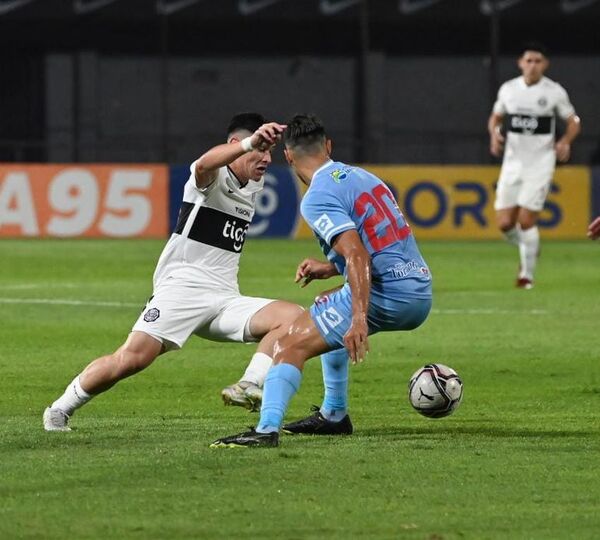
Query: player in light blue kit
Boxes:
[{"xmin": 211, "ymin": 114, "xmax": 432, "ymax": 448}]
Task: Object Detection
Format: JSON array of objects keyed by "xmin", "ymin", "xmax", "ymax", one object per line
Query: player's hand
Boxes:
[
  {"xmin": 490, "ymin": 129, "xmax": 505, "ymax": 157},
  {"xmin": 587, "ymin": 216, "xmax": 600, "ymax": 240},
  {"xmin": 344, "ymin": 316, "xmax": 369, "ymax": 365},
  {"xmin": 555, "ymin": 140, "xmax": 571, "ymax": 162},
  {"xmin": 250, "ymin": 122, "xmax": 287, "ymax": 152},
  {"xmin": 294, "ymin": 258, "xmax": 337, "ymax": 287}
]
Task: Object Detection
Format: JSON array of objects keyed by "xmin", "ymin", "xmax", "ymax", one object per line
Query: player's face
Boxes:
[
  {"xmin": 518, "ymin": 51, "xmax": 548, "ymax": 83},
  {"xmin": 240, "ymin": 147, "xmax": 272, "ymax": 181}
]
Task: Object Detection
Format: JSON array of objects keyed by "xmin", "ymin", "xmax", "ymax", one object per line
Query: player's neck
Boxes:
[
  {"xmin": 296, "ymin": 155, "xmax": 331, "ymax": 186},
  {"xmin": 523, "ymin": 74, "xmax": 543, "ymax": 86},
  {"xmin": 228, "ymin": 164, "xmax": 249, "ymax": 187}
]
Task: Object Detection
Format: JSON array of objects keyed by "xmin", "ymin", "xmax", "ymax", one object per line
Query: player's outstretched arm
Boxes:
[
  {"xmin": 331, "ymin": 230, "xmax": 371, "ymax": 365},
  {"xmin": 294, "ymin": 258, "xmax": 339, "ymax": 288},
  {"xmin": 487, "ymin": 112, "xmax": 505, "ymax": 157},
  {"xmin": 587, "ymin": 216, "xmax": 600, "ymax": 240},
  {"xmin": 194, "ymin": 122, "xmax": 286, "ymax": 188}
]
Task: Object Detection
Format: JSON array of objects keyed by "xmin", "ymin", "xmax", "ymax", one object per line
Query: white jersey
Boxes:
[
  {"xmin": 152, "ymin": 162, "xmax": 263, "ymax": 292},
  {"xmin": 493, "ymin": 76, "xmax": 575, "ymax": 161}
]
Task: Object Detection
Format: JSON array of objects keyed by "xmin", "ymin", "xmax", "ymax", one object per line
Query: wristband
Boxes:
[{"xmin": 240, "ymin": 137, "xmax": 254, "ymax": 152}]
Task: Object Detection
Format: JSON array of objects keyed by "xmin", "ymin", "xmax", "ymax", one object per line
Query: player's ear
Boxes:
[
  {"xmin": 283, "ymin": 147, "xmax": 293, "ymax": 165},
  {"xmin": 326, "ymin": 139, "xmax": 333, "ymax": 156}
]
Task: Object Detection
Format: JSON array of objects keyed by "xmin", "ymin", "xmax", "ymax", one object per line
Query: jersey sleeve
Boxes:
[
  {"xmin": 492, "ymin": 83, "xmax": 507, "ymax": 115},
  {"xmin": 554, "ymin": 84, "xmax": 576, "ymax": 120},
  {"xmin": 189, "ymin": 159, "xmax": 219, "ymax": 193},
  {"xmin": 301, "ymin": 188, "xmax": 356, "ymax": 245}
]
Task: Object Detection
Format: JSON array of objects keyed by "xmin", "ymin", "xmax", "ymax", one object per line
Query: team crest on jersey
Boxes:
[
  {"xmin": 330, "ymin": 167, "xmax": 353, "ymax": 183},
  {"xmin": 538, "ymin": 97, "xmax": 548, "ymax": 107},
  {"xmin": 314, "ymin": 213, "xmax": 335, "ymax": 236},
  {"xmin": 143, "ymin": 308, "xmax": 160, "ymax": 322}
]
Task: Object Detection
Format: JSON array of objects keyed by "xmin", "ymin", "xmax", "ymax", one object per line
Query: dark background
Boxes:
[{"xmin": 2, "ymin": 0, "xmax": 600, "ymax": 164}]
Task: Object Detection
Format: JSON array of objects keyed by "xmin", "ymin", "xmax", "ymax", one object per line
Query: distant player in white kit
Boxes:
[
  {"xmin": 488, "ymin": 43, "xmax": 581, "ymax": 288},
  {"xmin": 43, "ymin": 113, "xmax": 302, "ymax": 431}
]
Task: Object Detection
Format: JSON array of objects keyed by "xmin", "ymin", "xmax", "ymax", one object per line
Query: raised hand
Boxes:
[{"xmin": 250, "ymin": 122, "xmax": 287, "ymax": 151}]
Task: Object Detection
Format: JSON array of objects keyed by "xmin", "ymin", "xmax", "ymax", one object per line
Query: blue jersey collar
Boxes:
[{"xmin": 311, "ymin": 159, "xmax": 334, "ymax": 183}]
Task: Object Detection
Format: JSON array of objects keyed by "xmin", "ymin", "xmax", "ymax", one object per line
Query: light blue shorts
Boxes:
[{"xmin": 309, "ymin": 283, "xmax": 432, "ymax": 349}]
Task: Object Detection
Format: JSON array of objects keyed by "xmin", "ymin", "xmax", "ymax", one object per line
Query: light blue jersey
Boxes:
[
  {"xmin": 301, "ymin": 160, "xmax": 432, "ymax": 302},
  {"xmin": 301, "ymin": 160, "xmax": 432, "ymax": 349}
]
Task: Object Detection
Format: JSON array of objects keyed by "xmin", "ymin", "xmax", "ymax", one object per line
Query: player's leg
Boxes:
[
  {"xmin": 210, "ymin": 309, "xmax": 330, "ymax": 447},
  {"xmin": 495, "ymin": 206, "xmax": 520, "ymax": 245},
  {"xmin": 515, "ymin": 207, "xmax": 540, "ymax": 288},
  {"xmin": 494, "ymin": 168, "xmax": 521, "ymax": 246},
  {"xmin": 514, "ymin": 171, "xmax": 551, "ymax": 288},
  {"xmin": 211, "ymin": 287, "xmax": 355, "ymax": 447},
  {"xmin": 44, "ymin": 284, "xmax": 210, "ymax": 431},
  {"xmin": 282, "ymin": 347, "xmax": 353, "ymax": 436},
  {"xmin": 43, "ymin": 331, "xmax": 163, "ymax": 431},
  {"xmin": 208, "ymin": 298, "xmax": 303, "ymax": 410},
  {"xmin": 282, "ymin": 286, "xmax": 353, "ymax": 435}
]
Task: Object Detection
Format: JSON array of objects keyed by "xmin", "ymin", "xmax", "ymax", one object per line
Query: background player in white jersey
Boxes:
[
  {"xmin": 43, "ymin": 113, "xmax": 302, "ymax": 431},
  {"xmin": 488, "ymin": 43, "xmax": 581, "ymax": 289}
]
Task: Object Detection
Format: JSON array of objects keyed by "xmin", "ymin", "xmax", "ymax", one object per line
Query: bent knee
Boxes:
[
  {"xmin": 497, "ymin": 217, "xmax": 516, "ymax": 232},
  {"xmin": 272, "ymin": 335, "xmax": 308, "ymax": 365},
  {"xmin": 113, "ymin": 346, "xmax": 156, "ymax": 375}
]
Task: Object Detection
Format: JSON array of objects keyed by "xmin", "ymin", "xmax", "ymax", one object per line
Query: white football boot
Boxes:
[
  {"xmin": 221, "ymin": 382, "xmax": 262, "ymax": 412},
  {"xmin": 43, "ymin": 407, "xmax": 71, "ymax": 431}
]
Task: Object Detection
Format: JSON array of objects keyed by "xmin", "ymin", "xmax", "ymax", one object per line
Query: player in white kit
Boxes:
[
  {"xmin": 43, "ymin": 113, "xmax": 301, "ymax": 431},
  {"xmin": 488, "ymin": 43, "xmax": 581, "ymax": 288}
]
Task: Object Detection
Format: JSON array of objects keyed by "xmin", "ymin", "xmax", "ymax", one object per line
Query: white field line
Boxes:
[
  {"xmin": 0, "ymin": 297, "xmax": 549, "ymax": 315},
  {"xmin": 0, "ymin": 282, "xmax": 81, "ymax": 290},
  {"xmin": 0, "ymin": 297, "xmax": 140, "ymax": 308}
]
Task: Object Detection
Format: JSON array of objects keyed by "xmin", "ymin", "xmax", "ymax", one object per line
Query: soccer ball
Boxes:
[{"xmin": 408, "ymin": 363, "xmax": 463, "ymax": 418}]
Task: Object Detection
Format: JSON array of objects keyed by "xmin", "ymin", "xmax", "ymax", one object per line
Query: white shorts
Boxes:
[
  {"xmin": 131, "ymin": 281, "xmax": 274, "ymax": 351},
  {"xmin": 494, "ymin": 158, "xmax": 555, "ymax": 212}
]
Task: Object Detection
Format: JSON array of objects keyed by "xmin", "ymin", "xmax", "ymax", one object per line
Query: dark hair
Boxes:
[
  {"xmin": 227, "ymin": 112, "xmax": 265, "ymax": 138},
  {"xmin": 284, "ymin": 114, "xmax": 327, "ymax": 153},
  {"xmin": 519, "ymin": 42, "xmax": 548, "ymax": 57}
]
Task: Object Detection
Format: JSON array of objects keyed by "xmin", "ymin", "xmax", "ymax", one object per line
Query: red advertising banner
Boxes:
[{"xmin": 0, "ymin": 164, "xmax": 168, "ymax": 238}]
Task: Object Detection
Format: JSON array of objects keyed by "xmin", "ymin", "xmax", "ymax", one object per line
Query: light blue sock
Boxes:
[
  {"xmin": 320, "ymin": 348, "xmax": 349, "ymax": 422},
  {"xmin": 256, "ymin": 363, "xmax": 302, "ymax": 433}
]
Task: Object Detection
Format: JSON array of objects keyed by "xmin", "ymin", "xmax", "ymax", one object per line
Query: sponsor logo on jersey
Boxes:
[
  {"xmin": 314, "ymin": 213, "xmax": 335, "ymax": 236},
  {"xmin": 235, "ymin": 206, "xmax": 251, "ymax": 218},
  {"xmin": 388, "ymin": 260, "xmax": 431, "ymax": 279},
  {"xmin": 143, "ymin": 308, "xmax": 160, "ymax": 322},
  {"xmin": 507, "ymin": 114, "xmax": 552, "ymax": 135},
  {"xmin": 330, "ymin": 167, "xmax": 353, "ymax": 183},
  {"xmin": 222, "ymin": 219, "xmax": 249, "ymax": 252},
  {"xmin": 511, "ymin": 115, "xmax": 538, "ymax": 132},
  {"xmin": 185, "ymin": 206, "xmax": 251, "ymax": 253}
]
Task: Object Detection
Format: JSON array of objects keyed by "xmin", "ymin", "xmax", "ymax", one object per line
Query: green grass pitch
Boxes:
[{"xmin": 1, "ymin": 238, "xmax": 599, "ymax": 539}]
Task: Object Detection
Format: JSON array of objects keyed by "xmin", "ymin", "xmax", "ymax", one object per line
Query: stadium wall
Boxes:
[
  {"xmin": 41, "ymin": 54, "xmax": 600, "ymax": 166},
  {"xmin": 0, "ymin": 164, "xmax": 594, "ymax": 240}
]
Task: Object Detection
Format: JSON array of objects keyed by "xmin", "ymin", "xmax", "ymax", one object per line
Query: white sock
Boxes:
[
  {"xmin": 503, "ymin": 226, "xmax": 520, "ymax": 246},
  {"xmin": 51, "ymin": 375, "xmax": 92, "ymax": 416},
  {"xmin": 240, "ymin": 352, "xmax": 273, "ymax": 387},
  {"xmin": 518, "ymin": 226, "xmax": 539, "ymax": 280}
]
